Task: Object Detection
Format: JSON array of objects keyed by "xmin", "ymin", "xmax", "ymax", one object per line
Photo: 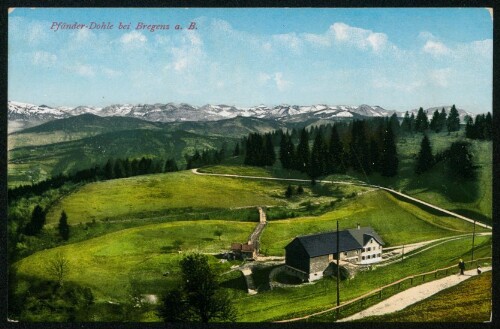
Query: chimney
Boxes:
[{"xmin": 357, "ymin": 223, "xmax": 360, "ymax": 230}]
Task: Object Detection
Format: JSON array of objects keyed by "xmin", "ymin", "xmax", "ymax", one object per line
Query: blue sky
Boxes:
[{"xmin": 8, "ymin": 8, "xmax": 492, "ymax": 113}]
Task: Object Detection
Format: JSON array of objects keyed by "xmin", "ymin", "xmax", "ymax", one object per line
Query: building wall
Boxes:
[
  {"xmin": 285, "ymin": 240, "xmax": 310, "ymax": 274},
  {"xmin": 359, "ymin": 238, "xmax": 383, "ymax": 264},
  {"xmin": 308, "ymin": 255, "xmax": 330, "ymax": 281}
]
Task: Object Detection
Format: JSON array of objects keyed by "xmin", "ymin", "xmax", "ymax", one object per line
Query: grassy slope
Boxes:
[
  {"xmin": 359, "ymin": 271, "xmax": 492, "ymax": 322},
  {"xmin": 261, "ymin": 190, "xmax": 484, "ymax": 255},
  {"xmin": 14, "ymin": 220, "xmax": 255, "ymax": 302},
  {"xmin": 345, "ymin": 131, "xmax": 492, "ymax": 223},
  {"xmin": 13, "ymin": 223, "xmax": 491, "ymax": 322},
  {"xmin": 45, "ymin": 171, "xmax": 289, "ymax": 225}
]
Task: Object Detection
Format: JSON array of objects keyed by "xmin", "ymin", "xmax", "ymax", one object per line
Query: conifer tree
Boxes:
[
  {"xmin": 309, "ymin": 131, "xmax": 328, "ymax": 179},
  {"xmin": 415, "ymin": 107, "xmax": 429, "ymax": 132},
  {"xmin": 58, "ymin": 210, "xmax": 70, "ymax": 241},
  {"xmin": 380, "ymin": 124, "xmax": 398, "ymax": 177},
  {"xmin": 327, "ymin": 125, "xmax": 344, "ymax": 173},
  {"xmin": 438, "ymin": 108, "xmax": 447, "ymax": 132},
  {"xmin": 389, "ymin": 113, "xmax": 400, "ymax": 136},
  {"xmin": 446, "ymin": 105, "xmax": 460, "ymax": 132},
  {"xmin": 429, "ymin": 110, "xmax": 440, "ymax": 132},
  {"xmin": 296, "ymin": 128, "xmax": 310, "ymax": 173},
  {"xmin": 401, "ymin": 111, "xmax": 412, "ymax": 133},
  {"xmin": 415, "ymin": 135, "xmax": 434, "ymax": 174},
  {"xmin": 279, "ymin": 132, "xmax": 295, "ymax": 170}
]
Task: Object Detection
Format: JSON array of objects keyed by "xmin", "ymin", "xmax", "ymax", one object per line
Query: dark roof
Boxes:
[{"xmin": 287, "ymin": 227, "xmax": 384, "ymax": 258}]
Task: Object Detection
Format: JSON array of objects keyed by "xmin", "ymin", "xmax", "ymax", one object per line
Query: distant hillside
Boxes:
[{"xmin": 9, "ymin": 129, "xmax": 236, "ymax": 186}]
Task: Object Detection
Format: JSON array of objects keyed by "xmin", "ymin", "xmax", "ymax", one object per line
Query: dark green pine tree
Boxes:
[
  {"xmin": 369, "ymin": 138, "xmax": 380, "ymax": 173},
  {"xmin": 415, "ymin": 135, "xmax": 434, "ymax": 174},
  {"xmin": 164, "ymin": 159, "xmax": 178, "ymax": 172},
  {"xmin": 25, "ymin": 205, "xmax": 46, "ymax": 236},
  {"xmin": 484, "ymin": 112, "xmax": 492, "ymax": 140},
  {"xmin": 465, "ymin": 116, "xmax": 475, "ymax": 139},
  {"xmin": 401, "ymin": 111, "xmax": 412, "ymax": 133},
  {"xmin": 389, "ymin": 113, "xmax": 400, "ymax": 136},
  {"xmin": 58, "ymin": 210, "xmax": 70, "ymax": 241},
  {"xmin": 414, "ymin": 107, "xmax": 429, "ymax": 132},
  {"xmin": 309, "ymin": 131, "xmax": 328, "ymax": 180},
  {"xmin": 446, "ymin": 141, "xmax": 475, "ymax": 179},
  {"xmin": 379, "ymin": 124, "xmax": 398, "ymax": 177},
  {"xmin": 446, "ymin": 105, "xmax": 460, "ymax": 132},
  {"xmin": 409, "ymin": 112, "xmax": 416, "ymax": 133},
  {"xmin": 113, "ymin": 159, "xmax": 126, "ymax": 178},
  {"xmin": 279, "ymin": 132, "xmax": 295, "ymax": 170},
  {"xmin": 429, "ymin": 110, "xmax": 440, "ymax": 132},
  {"xmin": 350, "ymin": 120, "xmax": 371, "ymax": 175},
  {"xmin": 438, "ymin": 108, "xmax": 447, "ymax": 132},
  {"xmin": 104, "ymin": 159, "xmax": 114, "ymax": 179},
  {"xmin": 263, "ymin": 133, "xmax": 276, "ymax": 166},
  {"xmin": 327, "ymin": 125, "xmax": 344, "ymax": 173},
  {"xmin": 295, "ymin": 128, "xmax": 310, "ymax": 173}
]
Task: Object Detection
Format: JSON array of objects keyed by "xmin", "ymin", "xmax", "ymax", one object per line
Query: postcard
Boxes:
[{"xmin": 6, "ymin": 7, "xmax": 493, "ymax": 324}]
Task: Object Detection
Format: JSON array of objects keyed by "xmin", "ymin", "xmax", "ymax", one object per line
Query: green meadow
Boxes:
[
  {"xmin": 45, "ymin": 171, "xmax": 288, "ymax": 225},
  {"xmin": 261, "ymin": 190, "xmax": 484, "ymax": 255},
  {"xmin": 14, "ymin": 220, "xmax": 255, "ymax": 302}
]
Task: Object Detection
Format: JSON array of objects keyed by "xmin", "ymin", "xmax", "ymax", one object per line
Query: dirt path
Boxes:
[
  {"xmin": 191, "ymin": 169, "xmax": 491, "ymax": 230},
  {"xmin": 338, "ymin": 266, "xmax": 491, "ymax": 322}
]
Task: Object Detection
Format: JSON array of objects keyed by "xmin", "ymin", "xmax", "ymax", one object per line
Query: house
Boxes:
[
  {"xmin": 285, "ymin": 225, "xmax": 385, "ymax": 281},
  {"xmin": 231, "ymin": 242, "xmax": 257, "ymax": 259}
]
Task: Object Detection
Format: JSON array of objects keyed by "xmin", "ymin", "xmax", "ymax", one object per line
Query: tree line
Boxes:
[
  {"xmin": 465, "ymin": 112, "xmax": 493, "ymax": 140},
  {"xmin": 8, "ymin": 156, "xmax": 179, "ymax": 201},
  {"xmin": 243, "ymin": 117, "xmax": 400, "ymax": 180}
]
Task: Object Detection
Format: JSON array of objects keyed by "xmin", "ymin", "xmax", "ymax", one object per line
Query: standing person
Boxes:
[{"xmin": 458, "ymin": 259, "xmax": 465, "ymax": 275}]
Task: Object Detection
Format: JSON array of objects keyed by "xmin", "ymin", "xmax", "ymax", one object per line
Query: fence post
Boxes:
[
  {"xmin": 410, "ymin": 277, "xmax": 413, "ymax": 285},
  {"xmin": 435, "ymin": 270, "xmax": 437, "ymax": 278},
  {"xmin": 445, "ymin": 268, "xmax": 448, "ymax": 276},
  {"xmin": 398, "ymin": 282, "xmax": 401, "ymax": 290},
  {"xmin": 379, "ymin": 289, "xmax": 382, "ymax": 299},
  {"xmin": 422, "ymin": 274, "xmax": 425, "ymax": 282}
]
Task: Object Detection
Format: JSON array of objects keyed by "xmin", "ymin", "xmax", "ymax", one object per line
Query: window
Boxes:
[
  {"xmin": 367, "ymin": 247, "xmax": 371, "ymax": 251},
  {"xmin": 362, "ymin": 248, "xmax": 366, "ymax": 252},
  {"xmin": 344, "ymin": 252, "xmax": 347, "ymax": 256},
  {"xmin": 362, "ymin": 256, "xmax": 365, "ymax": 260},
  {"xmin": 378, "ymin": 253, "xmax": 381, "ymax": 257},
  {"xmin": 367, "ymin": 255, "xmax": 371, "ymax": 259}
]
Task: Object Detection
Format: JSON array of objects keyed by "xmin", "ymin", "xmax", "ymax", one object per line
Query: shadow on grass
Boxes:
[{"xmin": 219, "ymin": 272, "xmax": 247, "ymax": 292}]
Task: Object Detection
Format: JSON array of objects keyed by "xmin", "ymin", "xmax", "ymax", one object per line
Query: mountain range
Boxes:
[{"xmin": 8, "ymin": 101, "xmax": 475, "ymax": 132}]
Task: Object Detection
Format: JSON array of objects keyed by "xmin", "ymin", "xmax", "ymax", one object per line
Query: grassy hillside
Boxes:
[
  {"xmin": 8, "ymin": 130, "xmax": 236, "ymax": 187},
  {"xmin": 354, "ymin": 132, "xmax": 493, "ymax": 223},
  {"xmin": 14, "ymin": 220, "xmax": 255, "ymax": 302},
  {"xmin": 13, "ymin": 219, "xmax": 491, "ymax": 322},
  {"xmin": 8, "ymin": 114, "xmax": 163, "ymax": 149},
  {"xmin": 44, "ymin": 171, "xmax": 289, "ymax": 225},
  {"xmin": 359, "ymin": 271, "xmax": 492, "ymax": 322},
  {"xmin": 261, "ymin": 190, "xmax": 485, "ymax": 255}
]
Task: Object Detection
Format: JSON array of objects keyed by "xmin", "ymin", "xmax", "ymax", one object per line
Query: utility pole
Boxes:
[
  {"xmin": 471, "ymin": 220, "xmax": 476, "ymax": 261},
  {"xmin": 336, "ymin": 220, "xmax": 340, "ymax": 315}
]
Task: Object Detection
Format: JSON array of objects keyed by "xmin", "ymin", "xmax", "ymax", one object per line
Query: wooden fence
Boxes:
[{"xmin": 275, "ymin": 257, "xmax": 492, "ymax": 322}]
